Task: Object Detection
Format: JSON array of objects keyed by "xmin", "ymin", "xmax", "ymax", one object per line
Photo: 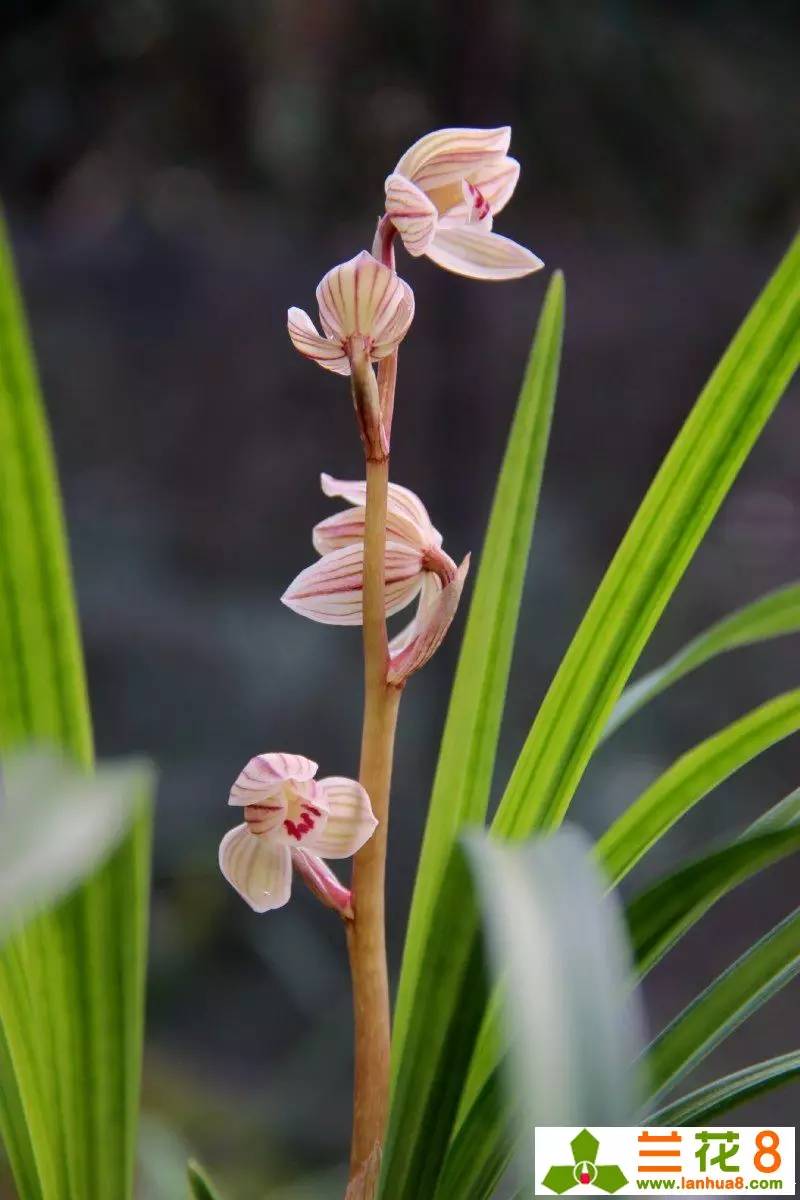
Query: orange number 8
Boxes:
[{"xmin": 754, "ymin": 1130, "xmax": 781, "ymax": 1174}]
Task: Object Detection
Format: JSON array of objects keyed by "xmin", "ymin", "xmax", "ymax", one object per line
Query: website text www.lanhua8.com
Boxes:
[{"xmin": 636, "ymin": 1178, "xmax": 785, "ymax": 1191}]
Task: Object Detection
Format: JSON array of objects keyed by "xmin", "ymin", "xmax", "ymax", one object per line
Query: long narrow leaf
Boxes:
[
  {"xmin": 627, "ymin": 790, "xmax": 800, "ymax": 975},
  {"xmin": 597, "ymin": 689, "xmax": 800, "ymax": 885},
  {"xmin": 446, "ymin": 793, "xmax": 800, "ymax": 1197},
  {"xmin": 649, "ymin": 1051, "xmax": 800, "ymax": 1124},
  {"xmin": 188, "ymin": 1160, "xmax": 225, "ymax": 1200},
  {"xmin": 0, "ymin": 216, "xmax": 153, "ymax": 1200},
  {"xmin": 605, "ymin": 582, "xmax": 800, "ymax": 739},
  {"xmin": 434, "ymin": 830, "xmax": 642, "ymax": 1200},
  {"xmin": 384, "ymin": 238, "xmax": 800, "ymax": 1200},
  {"xmin": 493, "ymin": 233, "xmax": 800, "ymax": 842},
  {"xmin": 645, "ymin": 907, "xmax": 800, "ymax": 1103},
  {"xmin": 392, "ymin": 273, "xmax": 564, "ymax": 1063}
]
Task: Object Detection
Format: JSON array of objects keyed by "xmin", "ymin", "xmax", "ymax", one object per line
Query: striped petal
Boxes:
[
  {"xmin": 219, "ymin": 824, "xmax": 293, "ymax": 912},
  {"xmin": 291, "ymin": 849, "xmax": 353, "ymax": 917},
  {"xmin": 318, "ymin": 473, "xmax": 441, "ymax": 549},
  {"xmin": 394, "ymin": 127, "xmax": 511, "ymax": 194},
  {"xmin": 442, "ymin": 156, "xmax": 520, "ymax": 221},
  {"xmin": 315, "ymin": 251, "xmax": 415, "ymax": 359},
  {"xmin": 384, "ymin": 174, "xmax": 438, "ymax": 256},
  {"xmin": 304, "ymin": 777, "xmax": 377, "ymax": 859},
  {"xmin": 425, "ymin": 227, "xmax": 543, "ymax": 281},
  {"xmin": 281, "ymin": 541, "xmax": 424, "ymax": 625},
  {"xmin": 287, "ymin": 307, "xmax": 350, "ymax": 375},
  {"xmin": 229, "ymin": 752, "xmax": 318, "ymax": 806},
  {"xmin": 387, "ymin": 555, "xmax": 470, "ymax": 685}
]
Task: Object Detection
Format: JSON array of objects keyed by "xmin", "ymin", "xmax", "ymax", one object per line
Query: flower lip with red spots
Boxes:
[
  {"xmin": 382, "ymin": 126, "xmax": 543, "ymax": 281},
  {"xmin": 220, "ymin": 754, "xmax": 377, "ymax": 914}
]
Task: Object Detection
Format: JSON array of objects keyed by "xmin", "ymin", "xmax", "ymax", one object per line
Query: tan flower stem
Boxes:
[{"xmin": 345, "ymin": 341, "xmax": 402, "ymax": 1195}]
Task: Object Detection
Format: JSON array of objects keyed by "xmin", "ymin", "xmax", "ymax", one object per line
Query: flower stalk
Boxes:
[{"xmin": 346, "ymin": 350, "xmax": 400, "ymax": 1192}]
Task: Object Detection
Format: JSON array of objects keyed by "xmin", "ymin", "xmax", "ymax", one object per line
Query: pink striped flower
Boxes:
[
  {"xmin": 382, "ymin": 126, "xmax": 543, "ymax": 281},
  {"xmin": 287, "ymin": 251, "xmax": 414, "ymax": 375},
  {"xmin": 219, "ymin": 753, "xmax": 376, "ymax": 915},
  {"xmin": 281, "ymin": 474, "xmax": 470, "ymax": 683}
]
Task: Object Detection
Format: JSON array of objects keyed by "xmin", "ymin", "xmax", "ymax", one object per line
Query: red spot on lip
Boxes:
[{"xmin": 284, "ymin": 811, "xmax": 316, "ymax": 841}]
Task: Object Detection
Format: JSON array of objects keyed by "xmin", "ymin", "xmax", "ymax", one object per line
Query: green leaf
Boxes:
[
  {"xmin": 605, "ymin": 582, "xmax": 800, "ymax": 739},
  {"xmin": 0, "ymin": 751, "xmax": 151, "ymax": 939},
  {"xmin": 492, "ymin": 233, "xmax": 800, "ymax": 843},
  {"xmin": 385, "ymin": 238, "xmax": 800, "ymax": 1200},
  {"xmin": 626, "ymin": 790, "xmax": 800, "ymax": 975},
  {"xmin": 439, "ymin": 785, "xmax": 800, "ymax": 1200},
  {"xmin": 648, "ymin": 1051, "xmax": 800, "ymax": 1124},
  {"xmin": 392, "ymin": 272, "xmax": 564, "ymax": 1064},
  {"xmin": 187, "ymin": 1159, "xmax": 225, "ymax": 1200},
  {"xmin": 645, "ymin": 907, "xmax": 800, "ymax": 1103},
  {"xmin": 0, "ymin": 215, "xmax": 153, "ymax": 1200},
  {"xmin": 432, "ymin": 830, "xmax": 642, "ymax": 1200},
  {"xmin": 597, "ymin": 690, "xmax": 800, "ymax": 886}
]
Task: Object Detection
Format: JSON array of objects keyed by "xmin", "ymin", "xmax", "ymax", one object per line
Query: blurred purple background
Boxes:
[{"xmin": 1, "ymin": 2, "xmax": 799, "ymax": 1195}]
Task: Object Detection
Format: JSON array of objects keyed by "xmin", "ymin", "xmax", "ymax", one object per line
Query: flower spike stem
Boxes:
[{"xmin": 345, "ymin": 358, "xmax": 402, "ymax": 1195}]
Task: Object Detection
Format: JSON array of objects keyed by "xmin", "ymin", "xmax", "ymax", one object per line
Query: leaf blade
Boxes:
[
  {"xmin": 392, "ymin": 273, "xmax": 565, "ymax": 1065},
  {"xmin": 605, "ymin": 582, "xmax": 800, "ymax": 739},
  {"xmin": 493, "ymin": 234, "xmax": 800, "ymax": 842},
  {"xmin": 648, "ymin": 1051, "xmax": 800, "ymax": 1124},
  {"xmin": 645, "ymin": 907, "xmax": 800, "ymax": 1103}
]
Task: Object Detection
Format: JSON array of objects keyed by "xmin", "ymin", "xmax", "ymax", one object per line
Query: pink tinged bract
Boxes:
[
  {"xmin": 387, "ymin": 555, "xmax": 471, "ymax": 685},
  {"xmin": 287, "ymin": 251, "xmax": 414, "ymax": 375},
  {"xmin": 385, "ymin": 126, "xmax": 543, "ymax": 281}
]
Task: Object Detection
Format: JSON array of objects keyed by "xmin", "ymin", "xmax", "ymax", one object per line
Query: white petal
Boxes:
[
  {"xmin": 281, "ymin": 542, "xmax": 424, "ymax": 626},
  {"xmin": 291, "ymin": 849, "xmax": 353, "ymax": 916},
  {"xmin": 304, "ymin": 778, "xmax": 377, "ymax": 858},
  {"xmin": 394, "ymin": 127, "xmax": 511, "ymax": 193},
  {"xmin": 287, "ymin": 307, "xmax": 350, "ymax": 375},
  {"xmin": 384, "ymin": 174, "xmax": 438, "ymax": 256},
  {"xmin": 315, "ymin": 252, "xmax": 414, "ymax": 359},
  {"xmin": 229, "ymin": 752, "xmax": 318, "ymax": 806},
  {"xmin": 320, "ymin": 474, "xmax": 440, "ymax": 548},
  {"xmin": 387, "ymin": 555, "xmax": 470, "ymax": 685},
  {"xmin": 425, "ymin": 227, "xmax": 543, "ymax": 281},
  {"xmin": 219, "ymin": 824, "xmax": 292, "ymax": 912}
]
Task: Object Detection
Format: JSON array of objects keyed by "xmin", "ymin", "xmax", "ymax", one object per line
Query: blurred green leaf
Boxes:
[
  {"xmin": 432, "ymin": 830, "xmax": 643, "ymax": 1200},
  {"xmin": 188, "ymin": 1159, "xmax": 225, "ymax": 1200},
  {"xmin": 597, "ymin": 690, "xmax": 800, "ymax": 885},
  {"xmin": 646, "ymin": 907, "xmax": 800, "ymax": 1103},
  {"xmin": 0, "ymin": 751, "xmax": 152, "ymax": 939},
  {"xmin": 627, "ymin": 789, "xmax": 800, "ymax": 975},
  {"xmin": 392, "ymin": 272, "xmax": 564, "ymax": 1064},
  {"xmin": 0, "ymin": 215, "xmax": 153, "ymax": 1200},
  {"xmin": 605, "ymin": 582, "xmax": 800, "ymax": 739},
  {"xmin": 493, "ymin": 233, "xmax": 800, "ymax": 843},
  {"xmin": 649, "ymin": 1051, "xmax": 800, "ymax": 1124}
]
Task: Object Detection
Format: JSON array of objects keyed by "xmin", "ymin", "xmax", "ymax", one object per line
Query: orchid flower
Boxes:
[
  {"xmin": 287, "ymin": 250, "xmax": 414, "ymax": 375},
  {"xmin": 281, "ymin": 474, "xmax": 470, "ymax": 683},
  {"xmin": 382, "ymin": 126, "xmax": 543, "ymax": 281},
  {"xmin": 219, "ymin": 752, "xmax": 376, "ymax": 915}
]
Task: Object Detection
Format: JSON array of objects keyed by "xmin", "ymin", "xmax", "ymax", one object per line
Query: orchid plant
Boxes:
[
  {"xmin": 228, "ymin": 126, "xmax": 542, "ymax": 1191},
  {"xmin": 0, "ymin": 129, "xmax": 799, "ymax": 1200}
]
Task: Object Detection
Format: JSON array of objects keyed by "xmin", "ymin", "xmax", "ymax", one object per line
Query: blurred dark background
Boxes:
[{"xmin": 1, "ymin": 1, "xmax": 799, "ymax": 1195}]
